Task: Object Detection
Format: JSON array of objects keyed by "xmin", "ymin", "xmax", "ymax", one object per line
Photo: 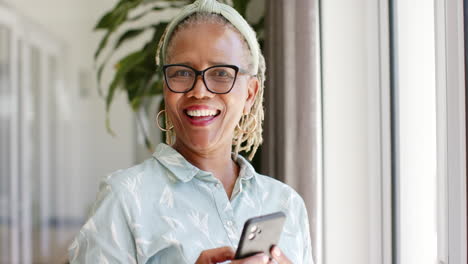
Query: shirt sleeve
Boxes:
[
  {"xmin": 299, "ymin": 197, "xmax": 314, "ymax": 264},
  {"xmin": 68, "ymin": 179, "xmax": 138, "ymax": 264}
]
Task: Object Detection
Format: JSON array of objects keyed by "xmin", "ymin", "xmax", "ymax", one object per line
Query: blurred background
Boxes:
[{"xmin": 0, "ymin": 0, "xmax": 467, "ymax": 264}]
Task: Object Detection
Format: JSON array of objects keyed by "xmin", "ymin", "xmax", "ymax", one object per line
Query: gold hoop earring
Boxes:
[
  {"xmin": 236, "ymin": 113, "xmax": 257, "ymax": 135},
  {"xmin": 156, "ymin": 110, "xmax": 174, "ymax": 132}
]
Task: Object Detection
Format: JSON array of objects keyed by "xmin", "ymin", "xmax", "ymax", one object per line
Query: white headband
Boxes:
[{"xmin": 157, "ymin": 0, "xmax": 261, "ymax": 75}]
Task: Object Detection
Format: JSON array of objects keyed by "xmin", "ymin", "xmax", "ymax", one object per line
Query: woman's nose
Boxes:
[{"xmin": 186, "ymin": 75, "xmax": 214, "ymax": 99}]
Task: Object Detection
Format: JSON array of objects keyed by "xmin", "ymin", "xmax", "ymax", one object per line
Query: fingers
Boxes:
[
  {"xmin": 195, "ymin": 247, "xmax": 287, "ymax": 264},
  {"xmin": 270, "ymin": 246, "xmax": 292, "ymax": 264},
  {"xmin": 207, "ymin": 246, "xmax": 235, "ymax": 263},
  {"xmin": 209, "ymin": 246, "xmax": 235, "ymax": 263},
  {"xmin": 195, "ymin": 246, "xmax": 235, "ymax": 264},
  {"xmin": 230, "ymin": 253, "xmax": 270, "ymax": 264}
]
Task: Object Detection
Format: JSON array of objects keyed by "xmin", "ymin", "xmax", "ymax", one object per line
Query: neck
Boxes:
[
  {"xmin": 173, "ymin": 141, "xmax": 238, "ymax": 179},
  {"xmin": 172, "ymin": 140, "xmax": 240, "ymax": 198}
]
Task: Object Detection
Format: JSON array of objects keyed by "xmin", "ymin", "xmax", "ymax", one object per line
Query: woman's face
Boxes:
[{"xmin": 164, "ymin": 22, "xmax": 259, "ymax": 154}]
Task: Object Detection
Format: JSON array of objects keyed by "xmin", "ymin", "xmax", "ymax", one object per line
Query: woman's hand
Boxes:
[
  {"xmin": 268, "ymin": 246, "xmax": 292, "ymax": 264},
  {"xmin": 195, "ymin": 246, "xmax": 270, "ymax": 264},
  {"xmin": 195, "ymin": 247, "xmax": 235, "ymax": 264}
]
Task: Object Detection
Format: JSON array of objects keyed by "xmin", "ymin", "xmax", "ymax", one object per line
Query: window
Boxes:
[{"xmin": 0, "ymin": 5, "xmax": 71, "ymax": 263}]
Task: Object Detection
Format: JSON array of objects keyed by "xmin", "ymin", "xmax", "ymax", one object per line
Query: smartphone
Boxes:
[{"xmin": 234, "ymin": 211, "xmax": 286, "ymax": 259}]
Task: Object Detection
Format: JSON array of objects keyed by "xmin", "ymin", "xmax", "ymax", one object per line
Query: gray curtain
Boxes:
[{"xmin": 262, "ymin": 0, "xmax": 322, "ymax": 262}]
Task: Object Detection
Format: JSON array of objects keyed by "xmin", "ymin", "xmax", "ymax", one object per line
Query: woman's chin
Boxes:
[
  {"xmin": 174, "ymin": 133, "xmax": 207, "ymax": 147},
  {"xmin": 177, "ymin": 132, "xmax": 228, "ymax": 153},
  {"xmin": 187, "ymin": 136, "xmax": 217, "ymax": 150}
]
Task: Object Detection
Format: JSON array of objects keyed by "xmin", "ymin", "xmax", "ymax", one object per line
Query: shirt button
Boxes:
[
  {"xmin": 226, "ymin": 220, "xmax": 233, "ymax": 227},
  {"xmin": 215, "ymin": 183, "xmax": 221, "ymax": 188}
]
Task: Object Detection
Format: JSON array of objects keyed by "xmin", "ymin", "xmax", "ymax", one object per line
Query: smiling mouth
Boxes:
[{"xmin": 184, "ymin": 109, "xmax": 221, "ymax": 123}]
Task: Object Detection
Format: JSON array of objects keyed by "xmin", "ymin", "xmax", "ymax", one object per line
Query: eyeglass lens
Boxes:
[{"xmin": 164, "ymin": 65, "xmax": 237, "ymax": 93}]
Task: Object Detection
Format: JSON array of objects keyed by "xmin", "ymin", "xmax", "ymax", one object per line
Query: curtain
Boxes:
[{"xmin": 262, "ymin": 0, "xmax": 322, "ymax": 262}]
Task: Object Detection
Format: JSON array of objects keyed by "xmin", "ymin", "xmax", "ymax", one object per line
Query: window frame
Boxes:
[
  {"xmin": 435, "ymin": 0, "xmax": 468, "ymax": 263},
  {"xmin": 0, "ymin": 4, "xmax": 67, "ymax": 263}
]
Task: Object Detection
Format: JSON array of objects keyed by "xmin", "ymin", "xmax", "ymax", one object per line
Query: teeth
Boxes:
[{"xmin": 186, "ymin": 109, "xmax": 218, "ymax": 117}]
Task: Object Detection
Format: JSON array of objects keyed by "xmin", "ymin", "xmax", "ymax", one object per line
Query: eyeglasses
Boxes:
[{"xmin": 162, "ymin": 64, "xmax": 249, "ymax": 94}]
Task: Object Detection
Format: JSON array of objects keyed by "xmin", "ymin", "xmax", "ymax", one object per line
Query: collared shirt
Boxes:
[{"xmin": 68, "ymin": 143, "xmax": 313, "ymax": 263}]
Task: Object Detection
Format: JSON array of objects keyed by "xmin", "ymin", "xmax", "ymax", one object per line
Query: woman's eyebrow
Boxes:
[
  {"xmin": 171, "ymin": 61, "xmax": 193, "ymax": 66},
  {"xmin": 170, "ymin": 61, "xmax": 235, "ymax": 67}
]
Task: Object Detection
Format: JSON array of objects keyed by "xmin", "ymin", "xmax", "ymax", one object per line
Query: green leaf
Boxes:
[
  {"xmin": 149, "ymin": 80, "xmax": 164, "ymax": 94},
  {"xmin": 130, "ymin": 97, "xmax": 142, "ymax": 111},
  {"xmin": 142, "ymin": 0, "xmax": 164, "ymax": 4},
  {"xmin": 150, "ymin": 22, "xmax": 169, "ymax": 69},
  {"xmin": 105, "ymin": 114, "xmax": 116, "ymax": 136},
  {"xmin": 233, "ymin": 0, "xmax": 250, "ymax": 17},
  {"xmin": 126, "ymin": 73, "xmax": 146, "ymax": 97},
  {"xmin": 144, "ymin": 136, "xmax": 154, "ymax": 152},
  {"xmin": 94, "ymin": 32, "xmax": 111, "ymax": 60},
  {"xmin": 143, "ymin": 0, "xmax": 191, "ymax": 5},
  {"xmin": 105, "ymin": 51, "xmax": 146, "ymax": 132},
  {"xmin": 128, "ymin": 6, "xmax": 165, "ymax": 21},
  {"xmin": 96, "ymin": 63, "xmax": 106, "ymax": 97},
  {"xmin": 252, "ymin": 16, "xmax": 264, "ymax": 32},
  {"xmin": 94, "ymin": 11, "xmax": 128, "ymax": 59},
  {"xmin": 114, "ymin": 28, "xmax": 146, "ymax": 50},
  {"xmin": 94, "ymin": 0, "xmax": 145, "ymax": 59},
  {"xmin": 106, "ymin": 51, "xmax": 146, "ymax": 111},
  {"xmin": 94, "ymin": 0, "xmax": 131, "ymax": 30},
  {"xmin": 95, "ymin": 10, "xmax": 116, "ymax": 30},
  {"xmin": 97, "ymin": 24, "xmax": 155, "ymax": 97}
]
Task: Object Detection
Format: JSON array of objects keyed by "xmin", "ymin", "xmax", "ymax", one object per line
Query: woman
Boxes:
[{"xmin": 69, "ymin": 0, "xmax": 313, "ymax": 263}]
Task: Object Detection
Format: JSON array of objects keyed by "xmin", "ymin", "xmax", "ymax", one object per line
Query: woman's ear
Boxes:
[{"xmin": 243, "ymin": 77, "xmax": 259, "ymax": 114}]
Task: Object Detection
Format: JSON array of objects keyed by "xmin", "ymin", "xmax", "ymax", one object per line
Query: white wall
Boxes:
[
  {"xmin": 322, "ymin": 0, "xmax": 442, "ymax": 263},
  {"xmin": 2, "ymin": 0, "xmax": 136, "ymax": 220},
  {"xmin": 394, "ymin": 0, "xmax": 438, "ymax": 263},
  {"xmin": 321, "ymin": 0, "xmax": 371, "ymax": 263},
  {"xmin": 321, "ymin": 0, "xmax": 394, "ymax": 263}
]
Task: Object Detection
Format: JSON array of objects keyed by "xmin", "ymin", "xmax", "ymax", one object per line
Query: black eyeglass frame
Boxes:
[{"xmin": 162, "ymin": 64, "xmax": 250, "ymax": 94}]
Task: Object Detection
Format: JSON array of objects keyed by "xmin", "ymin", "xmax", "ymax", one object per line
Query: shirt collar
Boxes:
[
  {"xmin": 235, "ymin": 154, "xmax": 255, "ymax": 181},
  {"xmin": 152, "ymin": 143, "xmax": 256, "ymax": 183},
  {"xmin": 152, "ymin": 143, "xmax": 200, "ymax": 183}
]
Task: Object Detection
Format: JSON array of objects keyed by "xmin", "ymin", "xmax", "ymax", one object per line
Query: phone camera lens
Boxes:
[
  {"xmin": 248, "ymin": 233, "xmax": 256, "ymax": 240},
  {"xmin": 250, "ymin": 225, "xmax": 258, "ymax": 232}
]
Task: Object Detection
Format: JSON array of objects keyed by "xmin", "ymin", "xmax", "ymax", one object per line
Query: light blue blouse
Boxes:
[{"xmin": 68, "ymin": 143, "xmax": 313, "ymax": 263}]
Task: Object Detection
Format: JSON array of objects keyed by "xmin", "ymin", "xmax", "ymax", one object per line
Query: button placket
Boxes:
[{"xmin": 210, "ymin": 180, "xmax": 239, "ymax": 245}]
